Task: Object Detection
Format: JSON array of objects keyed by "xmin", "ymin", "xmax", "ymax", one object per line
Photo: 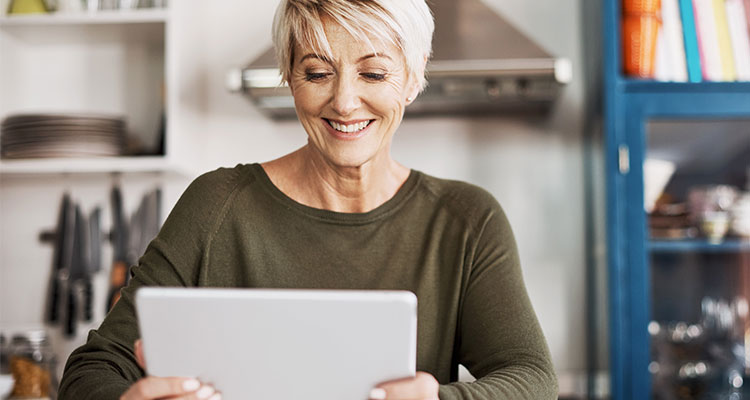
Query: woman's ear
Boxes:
[
  {"xmin": 405, "ymin": 84, "xmax": 420, "ymax": 105},
  {"xmin": 406, "ymin": 54, "xmax": 429, "ymax": 105}
]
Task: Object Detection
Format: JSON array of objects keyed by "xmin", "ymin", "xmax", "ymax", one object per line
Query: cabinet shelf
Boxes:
[
  {"xmin": 0, "ymin": 5, "xmax": 174, "ymax": 177},
  {"xmin": 616, "ymin": 79, "xmax": 750, "ymax": 94},
  {"xmin": 0, "ymin": 156, "xmax": 190, "ymax": 176},
  {"xmin": 649, "ymin": 239, "xmax": 750, "ymax": 253},
  {"xmin": 0, "ymin": 9, "xmax": 168, "ymax": 26}
]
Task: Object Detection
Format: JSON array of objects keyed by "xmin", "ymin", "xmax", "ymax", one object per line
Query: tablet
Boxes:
[{"xmin": 135, "ymin": 288, "xmax": 417, "ymax": 400}]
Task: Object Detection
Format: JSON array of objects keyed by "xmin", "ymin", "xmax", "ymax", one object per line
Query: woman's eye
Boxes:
[
  {"xmin": 305, "ymin": 72, "xmax": 331, "ymax": 82},
  {"xmin": 362, "ymin": 72, "xmax": 387, "ymax": 81}
]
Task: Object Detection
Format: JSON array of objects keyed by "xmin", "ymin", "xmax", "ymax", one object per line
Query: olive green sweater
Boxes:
[{"xmin": 58, "ymin": 163, "xmax": 557, "ymax": 399}]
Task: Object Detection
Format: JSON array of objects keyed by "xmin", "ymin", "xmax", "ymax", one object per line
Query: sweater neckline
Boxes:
[{"xmin": 247, "ymin": 163, "xmax": 421, "ymax": 224}]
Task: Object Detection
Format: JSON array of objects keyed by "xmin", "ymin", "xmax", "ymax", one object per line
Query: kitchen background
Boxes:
[{"xmin": 0, "ymin": 0, "xmax": 608, "ymax": 398}]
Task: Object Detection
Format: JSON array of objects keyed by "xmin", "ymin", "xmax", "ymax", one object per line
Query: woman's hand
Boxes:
[
  {"xmin": 119, "ymin": 340, "xmax": 221, "ymax": 400},
  {"xmin": 369, "ymin": 371, "xmax": 439, "ymax": 400}
]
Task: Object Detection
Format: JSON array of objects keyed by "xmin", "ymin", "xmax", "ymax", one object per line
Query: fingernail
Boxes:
[
  {"xmin": 369, "ymin": 388, "xmax": 387, "ymax": 400},
  {"xmin": 182, "ymin": 379, "xmax": 200, "ymax": 391},
  {"xmin": 196, "ymin": 385, "xmax": 215, "ymax": 399},
  {"xmin": 208, "ymin": 393, "xmax": 222, "ymax": 400}
]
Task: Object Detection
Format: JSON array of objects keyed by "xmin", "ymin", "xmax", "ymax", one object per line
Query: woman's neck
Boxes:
[{"xmin": 262, "ymin": 145, "xmax": 410, "ymax": 213}]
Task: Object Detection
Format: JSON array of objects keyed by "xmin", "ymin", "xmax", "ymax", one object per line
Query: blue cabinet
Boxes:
[{"xmin": 603, "ymin": 1, "xmax": 750, "ymax": 399}]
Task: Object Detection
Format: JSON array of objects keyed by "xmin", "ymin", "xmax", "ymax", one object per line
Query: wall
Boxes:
[
  {"xmin": 0, "ymin": 173, "xmax": 192, "ymax": 373},
  {"xmin": 0, "ymin": 0, "xmax": 601, "ymax": 395}
]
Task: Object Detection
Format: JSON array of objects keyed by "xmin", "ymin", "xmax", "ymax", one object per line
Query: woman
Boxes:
[{"xmin": 59, "ymin": 0, "xmax": 558, "ymax": 399}]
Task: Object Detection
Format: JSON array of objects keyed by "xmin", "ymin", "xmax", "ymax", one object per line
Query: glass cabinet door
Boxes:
[{"xmin": 646, "ymin": 119, "xmax": 750, "ymax": 400}]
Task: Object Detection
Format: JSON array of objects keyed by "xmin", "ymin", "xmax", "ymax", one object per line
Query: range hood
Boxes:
[{"xmin": 227, "ymin": 0, "xmax": 572, "ymax": 119}]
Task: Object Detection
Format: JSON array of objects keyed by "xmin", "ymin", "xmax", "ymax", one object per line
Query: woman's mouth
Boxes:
[{"xmin": 323, "ymin": 118, "xmax": 374, "ymax": 140}]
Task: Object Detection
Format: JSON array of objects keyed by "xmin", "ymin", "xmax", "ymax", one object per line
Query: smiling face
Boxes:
[{"xmin": 289, "ymin": 18, "xmax": 421, "ymax": 169}]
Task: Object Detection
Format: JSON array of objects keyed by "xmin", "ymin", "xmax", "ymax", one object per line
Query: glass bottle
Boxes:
[{"xmin": 8, "ymin": 330, "xmax": 57, "ymax": 400}]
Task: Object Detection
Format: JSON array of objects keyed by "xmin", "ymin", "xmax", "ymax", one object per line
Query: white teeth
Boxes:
[{"xmin": 328, "ymin": 120, "xmax": 371, "ymax": 133}]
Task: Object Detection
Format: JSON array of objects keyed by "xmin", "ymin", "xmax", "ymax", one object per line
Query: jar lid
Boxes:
[{"xmin": 10, "ymin": 330, "xmax": 47, "ymax": 345}]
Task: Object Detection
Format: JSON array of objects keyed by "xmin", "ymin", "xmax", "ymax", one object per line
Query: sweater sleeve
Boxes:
[
  {"xmin": 57, "ymin": 168, "xmax": 238, "ymax": 400},
  {"xmin": 438, "ymin": 200, "xmax": 558, "ymax": 399}
]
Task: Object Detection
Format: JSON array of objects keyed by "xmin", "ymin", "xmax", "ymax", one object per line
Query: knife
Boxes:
[
  {"xmin": 126, "ymin": 195, "xmax": 143, "ymax": 270},
  {"xmin": 46, "ymin": 193, "xmax": 74, "ymax": 324},
  {"xmin": 65, "ymin": 205, "xmax": 88, "ymax": 337},
  {"xmin": 141, "ymin": 188, "xmax": 162, "ymax": 253},
  {"xmin": 84, "ymin": 207, "xmax": 101, "ymax": 321},
  {"xmin": 106, "ymin": 186, "xmax": 129, "ymax": 312}
]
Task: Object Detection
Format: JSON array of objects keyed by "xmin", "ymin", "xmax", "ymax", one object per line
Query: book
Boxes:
[
  {"xmin": 726, "ymin": 0, "xmax": 750, "ymax": 80},
  {"xmin": 655, "ymin": 26, "xmax": 672, "ymax": 81},
  {"xmin": 694, "ymin": 0, "xmax": 724, "ymax": 80},
  {"xmin": 662, "ymin": 0, "xmax": 690, "ymax": 81},
  {"xmin": 713, "ymin": 0, "xmax": 737, "ymax": 80},
  {"xmin": 679, "ymin": 0, "xmax": 704, "ymax": 81}
]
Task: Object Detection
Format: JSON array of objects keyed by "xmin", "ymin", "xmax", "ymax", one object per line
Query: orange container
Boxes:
[
  {"xmin": 622, "ymin": 15, "xmax": 660, "ymax": 78},
  {"xmin": 623, "ymin": 0, "xmax": 662, "ymax": 15}
]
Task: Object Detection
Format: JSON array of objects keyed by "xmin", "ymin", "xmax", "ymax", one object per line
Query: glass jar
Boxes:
[
  {"xmin": 8, "ymin": 330, "xmax": 57, "ymax": 400},
  {"xmin": 1, "ymin": 334, "xmax": 8, "ymax": 375}
]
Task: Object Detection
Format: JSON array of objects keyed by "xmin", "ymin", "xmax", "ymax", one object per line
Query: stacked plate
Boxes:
[
  {"xmin": 1, "ymin": 114, "xmax": 126, "ymax": 159},
  {"xmin": 730, "ymin": 193, "xmax": 750, "ymax": 237}
]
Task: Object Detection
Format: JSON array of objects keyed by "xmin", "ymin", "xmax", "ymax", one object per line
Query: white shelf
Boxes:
[
  {"xmin": 0, "ymin": 156, "xmax": 191, "ymax": 176},
  {"xmin": 0, "ymin": 8, "xmax": 168, "ymax": 26},
  {"xmin": 0, "ymin": 4, "xmax": 176, "ymax": 177}
]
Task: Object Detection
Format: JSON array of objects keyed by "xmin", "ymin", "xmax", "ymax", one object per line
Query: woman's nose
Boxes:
[{"xmin": 330, "ymin": 77, "xmax": 361, "ymax": 116}]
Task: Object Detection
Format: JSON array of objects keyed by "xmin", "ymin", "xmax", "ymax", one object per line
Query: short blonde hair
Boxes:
[{"xmin": 272, "ymin": 0, "xmax": 434, "ymax": 90}]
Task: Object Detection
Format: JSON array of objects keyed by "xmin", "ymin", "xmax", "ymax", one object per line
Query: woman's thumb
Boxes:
[{"xmin": 134, "ymin": 339, "xmax": 147, "ymax": 370}]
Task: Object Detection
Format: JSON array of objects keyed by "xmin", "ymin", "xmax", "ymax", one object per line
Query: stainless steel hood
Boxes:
[{"xmin": 227, "ymin": 0, "xmax": 572, "ymax": 118}]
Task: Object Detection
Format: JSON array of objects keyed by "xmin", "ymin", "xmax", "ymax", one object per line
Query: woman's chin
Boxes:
[{"xmin": 306, "ymin": 137, "xmax": 385, "ymax": 169}]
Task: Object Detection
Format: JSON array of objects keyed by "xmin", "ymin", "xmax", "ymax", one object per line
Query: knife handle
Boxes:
[
  {"xmin": 65, "ymin": 285, "xmax": 77, "ymax": 337},
  {"xmin": 106, "ymin": 261, "xmax": 129, "ymax": 312},
  {"xmin": 82, "ymin": 280, "xmax": 93, "ymax": 322},
  {"xmin": 47, "ymin": 278, "xmax": 61, "ymax": 323}
]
